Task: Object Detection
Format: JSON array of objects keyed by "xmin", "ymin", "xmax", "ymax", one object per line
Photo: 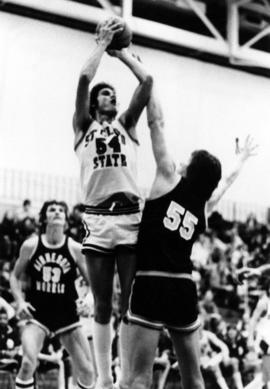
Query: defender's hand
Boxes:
[{"xmin": 239, "ymin": 135, "xmax": 258, "ymax": 162}]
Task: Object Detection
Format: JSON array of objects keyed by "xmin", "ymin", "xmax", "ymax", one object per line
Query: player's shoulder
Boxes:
[
  {"xmin": 21, "ymin": 234, "xmax": 39, "ymax": 250},
  {"xmin": 149, "ymin": 172, "xmax": 180, "ymax": 200},
  {"xmin": 19, "ymin": 234, "xmax": 39, "ymax": 259}
]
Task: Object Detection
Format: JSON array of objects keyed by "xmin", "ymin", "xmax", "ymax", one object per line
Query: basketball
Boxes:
[{"xmin": 97, "ymin": 17, "xmax": 132, "ymax": 50}]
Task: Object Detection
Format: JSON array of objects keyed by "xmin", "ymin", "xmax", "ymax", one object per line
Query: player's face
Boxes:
[
  {"xmin": 96, "ymin": 88, "xmax": 117, "ymax": 114},
  {"xmin": 45, "ymin": 204, "xmax": 66, "ymax": 227}
]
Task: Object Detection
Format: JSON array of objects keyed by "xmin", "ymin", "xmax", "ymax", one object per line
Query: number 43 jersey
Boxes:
[
  {"xmin": 136, "ymin": 176, "xmax": 207, "ymax": 275},
  {"xmin": 75, "ymin": 119, "xmax": 142, "ymax": 206}
]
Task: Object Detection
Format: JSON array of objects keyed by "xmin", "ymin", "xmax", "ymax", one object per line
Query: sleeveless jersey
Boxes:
[
  {"xmin": 75, "ymin": 119, "xmax": 141, "ymax": 206},
  {"xmin": 136, "ymin": 176, "xmax": 206, "ymax": 274},
  {"xmin": 26, "ymin": 236, "xmax": 78, "ymax": 312}
]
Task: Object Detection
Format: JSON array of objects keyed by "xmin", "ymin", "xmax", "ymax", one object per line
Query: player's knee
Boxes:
[
  {"xmin": 191, "ymin": 378, "xmax": 204, "ymax": 389},
  {"xmin": 184, "ymin": 373, "xmax": 204, "ymax": 389},
  {"xmin": 94, "ymin": 300, "xmax": 112, "ymax": 323},
  {"xmin": 78, "ymin": 360, "xmax": 93, "ymax": 381},
  {"xmin": 130, "ymin": 371, "xmax": 152, "ymax": 389},
  {"xmin": 20, "ymin": 355, "xmax": 37, "ymax": 375}
]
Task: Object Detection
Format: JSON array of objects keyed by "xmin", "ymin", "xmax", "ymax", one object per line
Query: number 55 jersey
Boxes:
[
  {"xmin": 75, "ymin": 119, "xmax": 141, "ymax": 206},
  {"xmin": 136, "ymin": 176, "xmax": 207, "ymax": 275},
  {"xmin": 128, "ymin": 176, "xmax": 205, "ymax": 332}
]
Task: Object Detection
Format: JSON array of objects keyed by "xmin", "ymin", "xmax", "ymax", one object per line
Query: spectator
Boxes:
[
  {"xmin": 0, "ymin": 210, "xmax": 18, "ymax": 261},
  {"xmin": 14, "ymin": 199, "xmax": 36, "ymax": 224},
  {"xmin": 200, "ymin": 320, "xmax": 244, "ymax": 389},
  {"xmin": 0, "ymin": 307, "xmax": 20, "ymax": 372}
]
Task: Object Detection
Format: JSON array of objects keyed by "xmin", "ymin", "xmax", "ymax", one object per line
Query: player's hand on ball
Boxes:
[
  {"xmin": 96, "ymin": 18, "xmax": 124, "ymax": 48},
  {"xmin": 107, "ymin": 49, "xmax": 124, "ymax": 58},
  {"xmin": 17, "ymin": 301, "xmax": 35, "ymax": 320}
]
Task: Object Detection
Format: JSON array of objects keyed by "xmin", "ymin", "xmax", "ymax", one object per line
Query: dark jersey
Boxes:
[
  {"xmin": 26, "ymin": 236, "xmax": 78, "ymax": 314},
  {"xmin": 136, "ymin": 176, "xmax": 206, "ymax": 274}
]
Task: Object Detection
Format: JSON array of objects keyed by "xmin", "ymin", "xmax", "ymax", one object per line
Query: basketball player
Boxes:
[
  {"xmin": 10, "ymin": 200, "xmax": 93, "ymax": 389},
  {"xmin": 120, "ymin": 81, "xmax": 222, "ymax": 389},
  {"xmin": 73, "ymin": 17, "xmax": 153, "ymax": 389}
]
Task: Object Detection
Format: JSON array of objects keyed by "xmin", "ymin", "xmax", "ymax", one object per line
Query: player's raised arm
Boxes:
[
  {"xmin": 147, "ymin": 85, "xmax": 175, "ymax": 177},
  {"xmin": 73, "ymin": 19, "xmax": 123, "ymax": 134},
  {"xmin": 109, "ymin": 49, "xmax": 153, "ymax": 134},
  {"xmin": 207, "ymin": 135, "xmax": 258, "ymax": 214}
]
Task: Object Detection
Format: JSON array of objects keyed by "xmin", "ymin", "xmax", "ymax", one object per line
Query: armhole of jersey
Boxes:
[
  {"xmin": 126, "ymin": 130, "xmax": 140, "ymax": 146},
  {"xmin": 28, "ymin": 235, "xmax": 40, "ymax": 260},
  {"xmin": 118, "ymin": 118, "xmax": 140, "ymax": 146},
  {"xmin": 73, "ymin": 115, "xmax": 93, "ymax": 152},
  {"xmin": 74, "ymin": 131, "xmax": 86, "ymax": 152}
]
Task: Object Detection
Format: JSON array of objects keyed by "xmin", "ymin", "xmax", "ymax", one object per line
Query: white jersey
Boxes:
[{"xmin": 75, "ymin": 119, "xmax": 142, "ymax": 206}]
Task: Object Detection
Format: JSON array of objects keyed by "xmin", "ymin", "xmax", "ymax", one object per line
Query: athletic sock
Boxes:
[
  {"xmin": 93, "ymin": 321, "xmax": 113, "ymax": 388},
  {"xmin": 118, "ymin": 320, "xmax": 130, "ymax": 389},
  {"xmin": 15, "ymin": 377, "xmax": 35, "ymax": 389}
]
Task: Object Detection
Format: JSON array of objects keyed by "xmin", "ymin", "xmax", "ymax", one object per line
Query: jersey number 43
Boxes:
[{"xmin": 163, "ymin": 200, "xmax": 198, "ymax": 240}]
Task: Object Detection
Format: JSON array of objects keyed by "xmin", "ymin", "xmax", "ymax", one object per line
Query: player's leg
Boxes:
[
  {"xmin": 84, "ymin": 250, "xmax": 115, "ymax": 389},
  {"xmin": 115, "ymin": 211, "xmax": 140, "ymax": 387},
  {"xmin": 116, "ymin": 245, "xmax": 137, "ymax": 387},
  {"xmin": 15, "ymin": 323, "xmax": 46, "ymax": 389},
  {"xmin": 116, "ymin": 245, "xmax": 137, "ymax": 315},
  {"xmin": 60, "ymin": 327, "xmax": 93, "ymax": 389},
  {"xmin": 120, "ymin": 322, "xmax": 160, "ymax": 389},
  {"xmin": 169, "ymin": 328, "xmax": 205, "ymax": 389}
]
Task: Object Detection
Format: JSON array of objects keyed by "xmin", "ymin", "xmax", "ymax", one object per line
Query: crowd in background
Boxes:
[{"xmin": 0, "ymin": 199, "xmax": 270, "ymax": 389}]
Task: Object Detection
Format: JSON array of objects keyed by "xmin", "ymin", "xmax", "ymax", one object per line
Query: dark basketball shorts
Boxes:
[
  {"xmin": 27, "ymin": 302, "xmax": 81, "ymax": 337},
  {"xmin": 127, "ymin": 272, "xmax": 200, "ymax": 333}
]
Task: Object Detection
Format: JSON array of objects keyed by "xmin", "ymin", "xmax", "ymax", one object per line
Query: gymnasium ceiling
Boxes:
[{"xmin": 1, "ymin": 0, "xmax": 270, "ymax": 76}]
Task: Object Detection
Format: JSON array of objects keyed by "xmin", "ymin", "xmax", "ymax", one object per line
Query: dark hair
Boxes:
[
  {"xmin": 0, "ymin": 307, "xmax": 8, "ymax": 316},
  {"xmin": 186, "ymin": 150, "xmax": 222, "ymax": 201},
  {"xmin": 89, "ymin": 82, "xmax": 117, "ymax": 118},
  {"xmin": 23, "ymin": 199, "xmax": 31, "ymax": 207},
  {"xmin": 73, "ymin": 203, "xmax": 85, "ymax": 213},
  {"xmin": 39, "ymin": 200, "xmax": 69, "ymax": 233}
]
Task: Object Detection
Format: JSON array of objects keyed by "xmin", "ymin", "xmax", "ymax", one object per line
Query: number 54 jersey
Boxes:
[
  {"xmin": 136, "ymin": 176, "xmax": 207, "ymax": 275},
  {"xmin": 75, "ymin": 119, "xmax": 142, "ymax": 206}
]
